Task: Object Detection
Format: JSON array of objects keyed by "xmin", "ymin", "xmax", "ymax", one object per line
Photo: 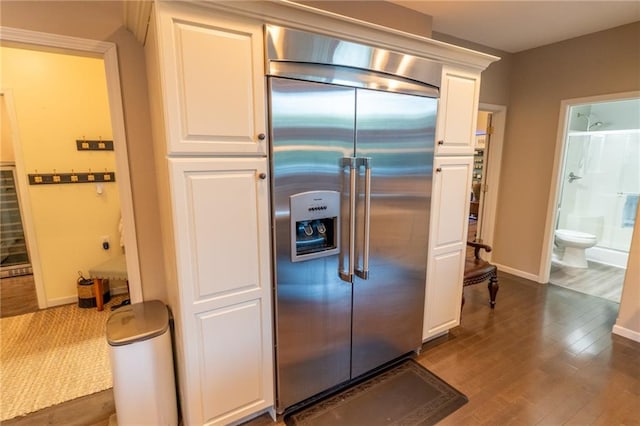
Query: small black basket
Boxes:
[{"xmin": 77, "ymin": 273, "xmax": 110, "ymax": 309}]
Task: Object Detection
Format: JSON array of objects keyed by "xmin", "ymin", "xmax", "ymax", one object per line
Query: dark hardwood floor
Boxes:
[
  {"xmin": 6, "ymin": 272, "xmax": 638, "ymax": 425},
  {"xmin": 417, "ymin": 272, "xmax": 639, "ymax": 425},
  {"xmin": 2, "ymin": 390, "xmax": 114, "ymax": 426},
  {"xmin": 0, "ymin": 274, "xmax": 38, "ymax": 318},
  {"xmin": 244, "ymin": 272, "xmax": 639, "ymax": 425}
]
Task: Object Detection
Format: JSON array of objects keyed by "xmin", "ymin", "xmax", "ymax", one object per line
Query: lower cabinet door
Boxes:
[
  {"xmin": 423, "ymin": 245, "xmax": 466, "ymax": 338},
  {"xmin": 169, "ymin": 157, "xmax": 273, "ymax": 425},
  {"xmin": 423, "ymin": 156, "xmax": 473, "ymax": 340},
  {"xmin": 198, "ymin": 300, "xmax": 271, "ymax": 424}
]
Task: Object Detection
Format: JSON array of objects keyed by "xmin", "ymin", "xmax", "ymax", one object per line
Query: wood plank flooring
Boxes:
[
  {"xmin": 2, "ymin": 390, "xmax": 114, "ymax": 426},
  {"xmin": 0, "ymin": 275, "xmax": 39, "ymax": 318},
  {"xmin": 417, "ymin": 273, "xmax": 639, "ymax": 425},
  {"xmin": 244, "ymin": 272, "xmax": 640, "ymax": 426},
  {"xmin": 7, "ymin": 272, "xmax": 639, "ymax": 425}
]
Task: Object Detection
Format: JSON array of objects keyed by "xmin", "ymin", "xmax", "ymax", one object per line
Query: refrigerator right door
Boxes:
[{"xmin": 351, "ymin": 88, "xmax": 437, "ymax": 378}]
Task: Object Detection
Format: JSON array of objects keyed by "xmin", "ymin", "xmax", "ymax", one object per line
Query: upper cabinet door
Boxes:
[
  {"xmin": 158, "ymin": 4, "xmax": 267, "ymax": 155},
  {"xmin": 435, "ymin": 66, "xmax": 480, "ymax": 156}
]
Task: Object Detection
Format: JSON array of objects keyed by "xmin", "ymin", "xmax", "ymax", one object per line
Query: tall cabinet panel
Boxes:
[
  {"xmin": 423, "ymin": 64, "xmax": 479, "ymax": 341},
  {"xmin": 169, "ymin": 158, "xmax": 273, "ymax": 425},
  {"xmin": 146, "ymin": 2, "xmax": 273, "ymax": 425}
]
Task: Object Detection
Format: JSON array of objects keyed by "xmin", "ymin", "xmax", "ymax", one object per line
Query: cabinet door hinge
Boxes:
[{"xmin": 486, "ymin": 126, "xmax": 494, "ymax": 135}]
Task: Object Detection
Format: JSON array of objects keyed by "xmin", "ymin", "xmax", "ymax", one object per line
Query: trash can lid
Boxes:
[{"xmin": 106, "ymin": 300, "xmax": 170, "ymax": 346}]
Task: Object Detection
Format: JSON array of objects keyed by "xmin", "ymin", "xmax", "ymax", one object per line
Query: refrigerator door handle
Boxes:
[
  {"xmin": 339, "ymin": 157, "xmax": 357, "ymax": 283},
  {"xmin": 355, "ymin": 157, "xmax": 371, "ymax": 280}
]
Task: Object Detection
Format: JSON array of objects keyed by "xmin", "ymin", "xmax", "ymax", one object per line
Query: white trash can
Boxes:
[{"xmin": 106, "ymin": 300, "xmax": 178, "ymax": 426}]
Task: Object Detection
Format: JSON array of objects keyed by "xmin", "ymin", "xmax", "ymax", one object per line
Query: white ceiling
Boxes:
[{"xmin": 388, "ymin": 1, "xmax": 640, "ymax": 53}]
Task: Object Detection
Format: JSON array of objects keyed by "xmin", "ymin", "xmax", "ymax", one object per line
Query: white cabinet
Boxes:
[
  {"xmin": 146, "ymin": 3, "xmax": 274, "ymax": 424},
  {"xmin": 435, "ymin": 66, "xmax": 480, "ymax": 156},
  {"xmin": 424, "ymin": 65, "xmax": 480, "ymax": 339},
  {"xmin": 423, "ymin": 156, "xmax": 473, "ymax": 340},
  {"xmin": 169, "ymin": 157, "xmax": 273, "ymax": 425},
  {"xmin": 156, "ymin": 2, "xmax": 267, "ymax": 155}
]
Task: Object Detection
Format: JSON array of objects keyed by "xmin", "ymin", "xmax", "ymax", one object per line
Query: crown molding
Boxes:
[{"xmin": 185, "ymin": 0, "xmax": 499, "ymax": 71}]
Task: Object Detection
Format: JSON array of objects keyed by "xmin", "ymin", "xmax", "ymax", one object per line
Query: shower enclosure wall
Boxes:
[{"xmin": 557, "ymin": 98, "xmax": 640, "ymax": 268}]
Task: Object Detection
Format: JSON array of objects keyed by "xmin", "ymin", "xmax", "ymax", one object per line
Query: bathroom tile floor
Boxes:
[{"xmin": 549, "ymin": 261, "xmax": 625, "ymax": 303}]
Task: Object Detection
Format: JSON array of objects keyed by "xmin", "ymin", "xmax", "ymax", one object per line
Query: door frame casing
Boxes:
[
  {"xmin": 0, "ymin": 26, "xmax": 143, "ymax": 306},
  {"xmin": 475, "ymin": 103, "xmax": 507, "ymax": 262},
  {"xmin": 538, "ymin": 90, "xmax": 640, "ymax": 283}
]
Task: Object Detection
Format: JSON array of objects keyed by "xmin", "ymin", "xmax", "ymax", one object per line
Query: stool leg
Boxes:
[
  {"xmin": 488, "ymin": 274, "xmax": 499, "ymax": 309},
  {"xmin": 93, "ymin": 278, "xmax": 104, "ymax": 311}
]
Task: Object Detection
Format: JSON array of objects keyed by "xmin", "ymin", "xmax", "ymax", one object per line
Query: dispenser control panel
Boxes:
[{"xmin": 290, "ymin": 190, "xmax": 340, "ymax": 262}]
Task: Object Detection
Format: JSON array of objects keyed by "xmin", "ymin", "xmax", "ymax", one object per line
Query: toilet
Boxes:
[{"xmin": 554, "ymin": 229, "xmax": 598, "ymax": 268}]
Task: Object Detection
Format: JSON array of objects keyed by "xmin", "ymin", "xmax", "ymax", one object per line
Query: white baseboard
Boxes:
[
  {"xmin": 422, "ymin": 330, "xmax": 448, "ymax": 343},
  {"xmin": 47, "ymin": 295, "xmax": 77, "ymax": 307},
  {"xmin": 612, "ymin": 324, "xmax": 640, "ymax": 343},
  {"xmin": 492, "ymin": 262, "xmax": 541, "ymax": 282},
  {"xmin": 48, "ymin": 286, "xmax": 128, "ymax": 307}
]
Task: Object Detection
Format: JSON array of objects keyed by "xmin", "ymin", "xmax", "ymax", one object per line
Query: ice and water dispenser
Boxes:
[{"xmin": 290, "ymin": 191, "xmax": 340, "ymax": 262}]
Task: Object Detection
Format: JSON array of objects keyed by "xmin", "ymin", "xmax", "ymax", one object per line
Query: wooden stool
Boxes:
[
  {"xmin": 463, "ymin": 241, "xmax": 498, "ymax": 309},
  {"xmin": 89, "ymin": 254, "xmax": 128, "ymax": 311}
]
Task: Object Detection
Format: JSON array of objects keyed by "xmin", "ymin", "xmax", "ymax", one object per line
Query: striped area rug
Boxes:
[{"xmin": 0, "ymin": 296, "xmax": 125, "ymax": 421}]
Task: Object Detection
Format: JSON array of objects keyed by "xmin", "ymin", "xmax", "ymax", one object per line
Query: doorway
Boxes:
[
  {"xmin": 1, "ymin": 46, "xmax": 129, "ymax": 309},
  {"xmin": 541, "ymin": 93, "xmax": 640, "ymax": 302},
  {"xmin": 0, "ymin": 27, "xmax": 141, "ymax": 420},
  {"xmin": 468, "ymin": 104, "xmax": 507, "ymax": 260},
  {"xmin": 469, "ymin": 110, "xmax": 491, "ymax": 240},
  {"xmin": 0, "ymin": 27, "xmax": 141, "ymax": 305}
]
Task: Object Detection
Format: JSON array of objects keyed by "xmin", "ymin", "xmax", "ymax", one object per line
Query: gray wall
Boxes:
[
  {"xmin": 494, "ymin": 22, "xmax": 640, "ymax": 276},
  {"xmin": 299, "ymin": 1, "xmax": 433, "ymax": 37},
  {"xmin": 432, "ymin": 32, "xmax": 512, "ymax": 106}
]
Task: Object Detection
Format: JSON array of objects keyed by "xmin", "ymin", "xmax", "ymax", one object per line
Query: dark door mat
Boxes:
[{"xmin": 285, "ymin": 359, "xmax": 468, "ymax": 426}]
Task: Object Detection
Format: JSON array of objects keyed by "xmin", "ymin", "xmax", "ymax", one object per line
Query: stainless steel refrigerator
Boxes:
[{"xmin": 269, "ymin": 69, "xmax": 438, "ymax": 413}]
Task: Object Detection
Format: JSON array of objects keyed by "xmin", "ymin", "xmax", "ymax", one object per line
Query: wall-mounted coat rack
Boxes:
[
  {"xmin": 28, "ymin": 170, "xmax": 116, "ymax": 185},
  {"xmin": 76, "ymin": 139, "xmax": 114, "ymax": 151}
]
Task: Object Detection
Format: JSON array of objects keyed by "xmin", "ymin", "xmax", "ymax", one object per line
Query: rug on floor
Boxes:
[
  {"xmin": 0, "ymin": 296, "xmax": 126, "ymax": 421},
  {"xmin": 286, "ymin": 359, "xmax": 468, "ymax": 426}
]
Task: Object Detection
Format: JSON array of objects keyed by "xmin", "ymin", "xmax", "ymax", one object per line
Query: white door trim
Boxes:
[
  {"xmin": 538, "ymin": 90, "xmax": 640, "ymax": 283},
  {"xmin": 1, "ymin": 90, "xmax": 48, "ymax": 307},
  {"xmin": 477, "ymin": 103, "xmax": 507, "ymax": 262},
  {"xmin": 0, "ymin": 26, "xmax": 143, "ymax": 304}
]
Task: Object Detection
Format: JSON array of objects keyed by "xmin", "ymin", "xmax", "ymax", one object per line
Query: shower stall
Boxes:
[{"xmin": 557, "ymin": 98, "xmax": 640, "ymax": 268}]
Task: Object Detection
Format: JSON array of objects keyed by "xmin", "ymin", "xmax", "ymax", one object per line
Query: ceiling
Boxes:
[{"xmin": 388, "ymin": 1, "xmax": 640, "ymax": 53}]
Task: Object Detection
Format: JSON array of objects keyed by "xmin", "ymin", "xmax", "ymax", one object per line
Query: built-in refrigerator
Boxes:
[{"xmin": 270, "ymin": 72, "xmax": 439, "ymax": 412}]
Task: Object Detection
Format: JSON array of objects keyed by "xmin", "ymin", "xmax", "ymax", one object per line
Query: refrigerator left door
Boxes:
[{"xmin": 270, "ymin": 77, "xmax": 355, "ymax": 412}]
